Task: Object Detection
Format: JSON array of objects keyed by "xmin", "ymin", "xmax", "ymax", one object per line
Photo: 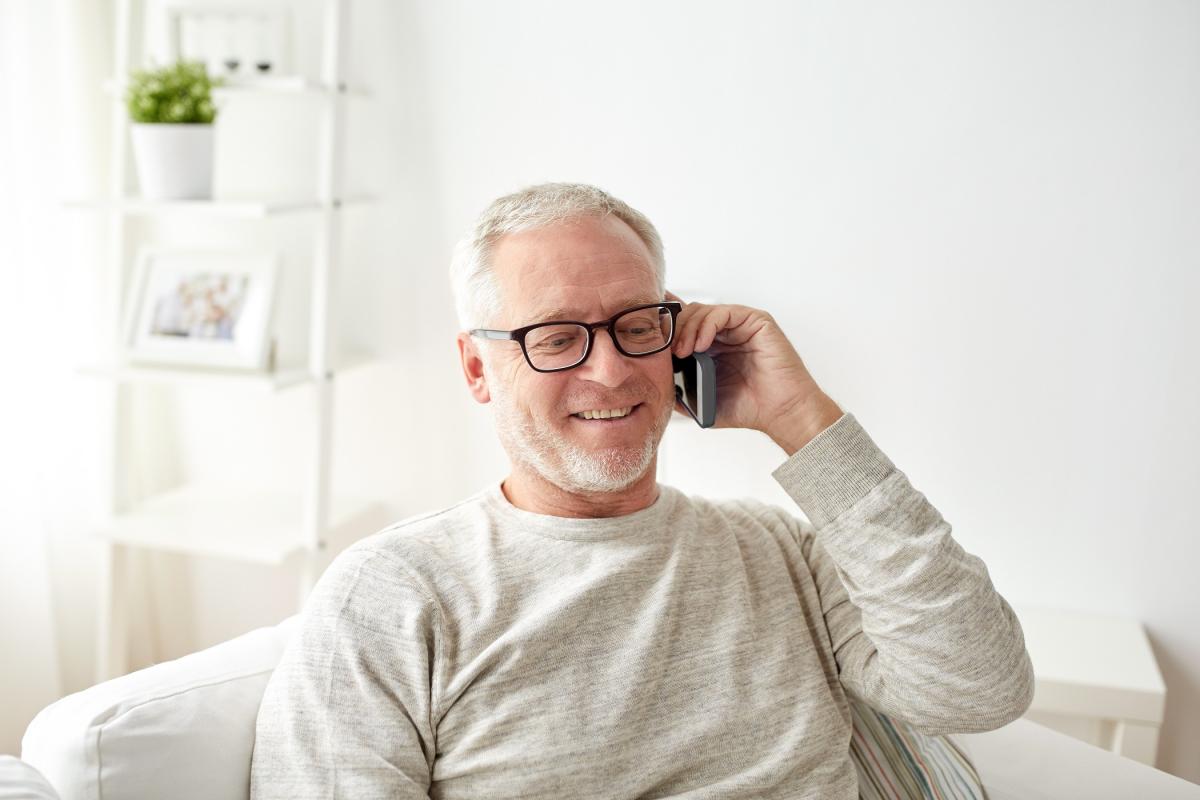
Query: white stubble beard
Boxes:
[{"xmin": 488, "ymin": 378, "xmax": 675, "ymax": 495}]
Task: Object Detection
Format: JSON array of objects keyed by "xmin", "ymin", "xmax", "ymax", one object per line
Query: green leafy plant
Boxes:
[{"xmin": 125, "ymin": 60, "xmax": 221, "ymax": 124}]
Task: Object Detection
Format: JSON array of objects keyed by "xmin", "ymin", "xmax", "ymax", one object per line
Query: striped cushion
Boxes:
[{"xmin": 849, "ymin": 695, "xmax": 987, "ymax": 800}]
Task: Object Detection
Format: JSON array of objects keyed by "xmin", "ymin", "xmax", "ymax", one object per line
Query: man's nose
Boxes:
[{"xmin": 578, "ymin": 329, "xmax": 635, "ymax": 386}]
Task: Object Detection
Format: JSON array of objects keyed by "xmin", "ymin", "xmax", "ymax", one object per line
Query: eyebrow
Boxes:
[{"xmin": 529, "ymin": 297, "xmax": 662, "ymax": 325}]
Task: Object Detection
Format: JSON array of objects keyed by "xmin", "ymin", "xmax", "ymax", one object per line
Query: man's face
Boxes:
[{"xmin": 477, "ymin": 215, "xmax": 676, "ymax": 495}]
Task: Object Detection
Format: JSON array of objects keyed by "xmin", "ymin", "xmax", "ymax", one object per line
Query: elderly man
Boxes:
[{"xmin": 251, "ymin": 183, "xmax": 1034, "ymax": 799}]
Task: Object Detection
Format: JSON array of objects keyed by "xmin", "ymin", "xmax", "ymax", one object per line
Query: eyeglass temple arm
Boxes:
[{"xmin": 470, "ymin": 329, "xmax": 516, "ymax": 341}]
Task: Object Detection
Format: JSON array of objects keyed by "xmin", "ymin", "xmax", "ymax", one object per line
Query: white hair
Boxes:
[{"xmin": 449, "ymin": 182, "xmax": 666, "ymax": 330}]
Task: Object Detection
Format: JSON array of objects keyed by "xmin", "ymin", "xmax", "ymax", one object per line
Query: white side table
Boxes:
[{"xmin": 1012, "ymin": 604, "xmax": 1167, "ymax": 767}]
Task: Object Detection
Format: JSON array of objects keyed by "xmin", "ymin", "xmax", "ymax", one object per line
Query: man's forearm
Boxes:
[{"xmin": 765, "ymin": 391, "xmax": 845, "ymax": 456}]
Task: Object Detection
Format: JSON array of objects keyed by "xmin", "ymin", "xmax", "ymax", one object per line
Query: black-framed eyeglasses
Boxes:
[{"xmin": 470, "ymin": 301, "xmax": 683, "ymax": 373}]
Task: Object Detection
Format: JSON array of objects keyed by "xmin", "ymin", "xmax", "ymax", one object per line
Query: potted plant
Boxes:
[{"xmin": 124, "ymin": 60, "xmax": 221, "ymax": 200}]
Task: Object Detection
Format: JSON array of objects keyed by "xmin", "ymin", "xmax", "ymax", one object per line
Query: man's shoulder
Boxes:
[
  {"xmin": 367, "ymin": 490, "xmax": 490, "ymax": 545},
  {"xmin": 313, "ymin": 488, "xmax": 494, "ymax": 600},
  {"xmin": 674, "ymin": 486, "xmax": 814, "ymax": 549},
  {"xmin": 679, "ymin": 487, "xmax": 797, "ymax": 526},
  {"xmin": 352, "ymin": 487, "xmax": 493, "ymax": 557}
]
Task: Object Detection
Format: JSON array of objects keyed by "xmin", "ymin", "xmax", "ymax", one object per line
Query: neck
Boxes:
[{"xmin": 501, "ymin": 457, "xmax": 660, "ymax": 519}]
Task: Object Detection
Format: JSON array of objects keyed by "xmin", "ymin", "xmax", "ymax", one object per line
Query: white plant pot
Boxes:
[{"xmin": 130, "ymin": 123, "xmax": 215, "ymax": 201}]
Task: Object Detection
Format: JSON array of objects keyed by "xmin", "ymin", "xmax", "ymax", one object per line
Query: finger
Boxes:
[
  {"xmin": 678, "ymin": 305, "xmax": 730, "ymax": 355},
  {"xmin": 694, "ymin": 306, "xmax": 735, "ymax": 353},
  {"xmin": 664, "ymin": 289, "xmax": 685, "ymax": 304},
  {"xmin": 672, "ymin": 303, "xmax": 709, "ymax": 355},
  {"xmin": 677, "ymin": 305, "xmax": 763, "ymax": 356},
  {"xmin": 672, "ymin": 303, "xmax": 705, "ymax": 352},
  {"xmin": 714, "ymin": 306, "xmax": 767, "ymax": 347}
]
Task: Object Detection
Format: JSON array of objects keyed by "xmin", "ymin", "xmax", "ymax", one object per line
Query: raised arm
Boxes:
[
  {"xmin": 666, "ymin": 294, "xmax": 1034, "ymax": 734},
  {"xmin": 771, "ymin": 412, "xmax": 1035, "ymax": 735}
]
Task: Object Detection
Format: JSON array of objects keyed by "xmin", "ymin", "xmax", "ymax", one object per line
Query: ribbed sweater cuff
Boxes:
[{"xmin": 770, "ymin": 412, "xmax": 897, "ymax": 529}]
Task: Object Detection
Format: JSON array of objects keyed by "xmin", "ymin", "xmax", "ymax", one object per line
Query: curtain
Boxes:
[{"xmin": 0, "ymin": 0, "xmax": 112, "ymax": 754}]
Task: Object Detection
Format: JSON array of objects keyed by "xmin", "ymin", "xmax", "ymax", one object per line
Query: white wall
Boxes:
[
  {"xmin": 380, "ymin": 1, "xmax": 1200, "ymax": 777},
  {"xmin": 39, "ymin": 0, "xmax": 1200, "ymax": 784}
]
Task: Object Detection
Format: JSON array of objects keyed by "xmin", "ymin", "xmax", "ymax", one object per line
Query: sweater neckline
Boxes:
[{"xmin": 480, "ymin": 479, "xmax": 679, "ymax": 542}]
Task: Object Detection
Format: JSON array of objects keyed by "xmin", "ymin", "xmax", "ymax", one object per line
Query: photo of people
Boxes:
[
  {"xmin": 125, "ymin": 248, "xmax": 277, "ymax": 370},
  {"xmin": 150, "ymin": 272, "xmax": 249, "ymax": 341}
]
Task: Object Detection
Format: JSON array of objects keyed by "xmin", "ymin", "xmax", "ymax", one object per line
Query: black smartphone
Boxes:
[{"xmin": 672, "ymin": 353, "xmax": 716, "ymax": 428}]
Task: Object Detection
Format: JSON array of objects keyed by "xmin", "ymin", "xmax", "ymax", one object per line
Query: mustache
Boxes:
[
  {"xmin": 567, "ymin": 397, "xmax": 643, "ymax": 410},
  {"xmin": 564, "ymin": 390, "xmax": 657, "ymax": 415}
]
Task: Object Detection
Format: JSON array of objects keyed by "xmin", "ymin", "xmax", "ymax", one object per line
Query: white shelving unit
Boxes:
[{"xmin": 79, "ymin": 0, "xmax": 384, "ymax": 683}]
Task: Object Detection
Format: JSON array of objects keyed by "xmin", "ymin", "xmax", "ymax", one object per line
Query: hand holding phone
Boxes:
[
  {"xmin": 672, "ymin": 353, "xmax": 716, "ymax": 428},
  {"xmin": 665, "ymin": 290, "xmax": 842, "ymax": 449}
]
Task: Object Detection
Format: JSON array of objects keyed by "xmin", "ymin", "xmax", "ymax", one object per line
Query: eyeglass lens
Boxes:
[{"xmin": 525, "ymin": 306, "xmax": 674, "ymax": 370}]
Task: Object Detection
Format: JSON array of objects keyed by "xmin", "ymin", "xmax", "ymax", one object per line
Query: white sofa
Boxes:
[{"xmin": 15, "ymin": 615, "xmax": 1200, "ymax": 800}]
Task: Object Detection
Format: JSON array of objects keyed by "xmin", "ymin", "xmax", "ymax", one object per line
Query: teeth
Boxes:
[{"xmin": 576, "ymin": 406, "xmax": 633, "ymax": 420}]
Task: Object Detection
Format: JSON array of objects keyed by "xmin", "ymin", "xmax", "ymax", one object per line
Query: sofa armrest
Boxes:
[
  {"xmin": 0, "ymin": 756, "xmax": 60, "ymax": 800},
  {"xmin": 21, "ymin": 616, "xmax": 299, "ymax": 800},
  {"xmin": 951, "ymin": 717, "xmax": 1200, "ymax": 799}
]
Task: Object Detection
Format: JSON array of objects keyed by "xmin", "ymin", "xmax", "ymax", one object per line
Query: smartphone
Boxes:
[{"xmin": 672, "ymin": 353, "xmax": 716, "ymax": 428}]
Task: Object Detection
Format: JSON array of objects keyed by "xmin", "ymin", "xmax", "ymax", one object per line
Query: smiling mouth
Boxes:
[{"xmin": 570, "ymin": 403, "xmax": 643, "ymax": 423}]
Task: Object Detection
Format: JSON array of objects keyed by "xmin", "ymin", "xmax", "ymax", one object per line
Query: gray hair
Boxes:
[{"xmin": 449, "ymin": 182, "xmax": 666, "ymax": 330}]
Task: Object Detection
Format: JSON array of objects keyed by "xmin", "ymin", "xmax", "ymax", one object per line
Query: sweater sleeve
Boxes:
[
  {"xmin": 250, "ymin": 546, "xmax": 439, "ymax": 799},
  {"xmin": 770, "ymin": 412, "xmax": 1035, "ymax": 735}
]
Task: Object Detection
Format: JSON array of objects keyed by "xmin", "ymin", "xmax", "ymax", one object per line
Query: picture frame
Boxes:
[{"xmin": 123, "ymin": 246, "xmax": 279, "ymax": 371}]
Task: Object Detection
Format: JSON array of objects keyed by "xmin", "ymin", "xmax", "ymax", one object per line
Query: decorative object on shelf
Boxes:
[
  {"xmin": 125, "ymin": 60, "xmax": 220, "ymax": 200},
  {"xmin": 164, "ymin": 1, "xmax": 295, "ymax": 90},
  {"xmin": 123, "ymin": 247, "xmax": 278, "ymax": 371}
]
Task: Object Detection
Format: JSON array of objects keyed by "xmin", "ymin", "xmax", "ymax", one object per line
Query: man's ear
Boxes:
[{"xmin": 456, "ymin": 332, "xmax": 491, "ymax": 404}]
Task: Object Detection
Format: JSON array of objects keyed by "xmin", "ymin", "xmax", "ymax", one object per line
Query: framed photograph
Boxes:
[{"xmin": 123, "ymin": 247, "xmax": 278, "ymax": 371}]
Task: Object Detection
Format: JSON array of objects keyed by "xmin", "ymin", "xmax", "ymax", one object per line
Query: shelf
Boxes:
[
  {"xmin": 75, "ymin": 351, "xmax": 378, "ymax": 391},
  {"xmin": 62, "ymin": 197, "xmax": 371, "ymax": 218},
  {"xmin": 94, "ymin": 483, "xmax": 384, "ymax": 566},
  {"xmin": 90, "ymin": 0, "xmax": 366, "ymax": 684},
  {"xmin": 213, "ymin": 81, "xmax": 368, "ymax": 99},
  {"xmin": 62, "ymin": 197, "xmax": 318, "ymax": 217},
  {"xmin": 104, "ymin": 77, "xmax": 367, "ymax": 99}
]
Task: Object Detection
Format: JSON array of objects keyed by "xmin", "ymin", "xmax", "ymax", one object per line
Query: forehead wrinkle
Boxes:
[
  {"xmin": 515, "ymin": 230, "xmax": 650, "ymax": 265},
  {"xmin": 515, "ymin": 252, "xmax": 653, "ymax": 284},
  {"xmin": 514, "ymin": 259, "xmax": 660, "ymax": 321}
]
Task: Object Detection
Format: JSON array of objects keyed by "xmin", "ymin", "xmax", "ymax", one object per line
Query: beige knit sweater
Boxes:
[{"xmin": 251, "ymin": 412, "xmax": 1034, "ymax": 799}]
